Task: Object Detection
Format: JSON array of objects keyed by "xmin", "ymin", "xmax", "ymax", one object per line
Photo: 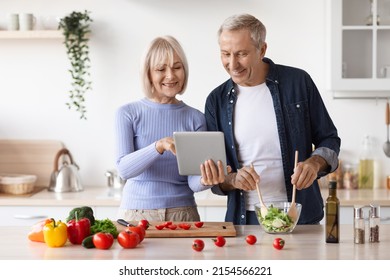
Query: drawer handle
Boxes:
[{"xmin": 14, "ymin": 214, "xmax": 48, "ymax": 220}]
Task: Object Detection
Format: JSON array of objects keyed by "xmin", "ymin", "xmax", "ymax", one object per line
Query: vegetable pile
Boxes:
[{"xmin": 258, "ymin": 205, "xmax": 295, "ymax": 233}]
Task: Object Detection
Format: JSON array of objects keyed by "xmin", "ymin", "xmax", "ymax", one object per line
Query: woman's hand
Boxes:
[
  {"xmin": 200, "ymin": 160, "xmax": 226, "ymax": 186},
  {"xmin": 155, "ymin": 137, "xmax": 176, "ymax": 155}
]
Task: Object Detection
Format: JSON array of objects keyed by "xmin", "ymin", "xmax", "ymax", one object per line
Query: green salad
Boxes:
[{"xmin": 258, "ymin": 205, "xmax": 295, "ymax": 233}]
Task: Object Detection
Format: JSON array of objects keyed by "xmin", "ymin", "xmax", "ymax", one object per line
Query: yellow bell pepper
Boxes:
[{"xmin": 43, "ymin": 218, "xmax": 68, "ymax": 247}]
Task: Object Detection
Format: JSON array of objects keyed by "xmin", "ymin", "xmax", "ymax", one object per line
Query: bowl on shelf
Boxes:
[
  {"xmin": 0, "ymin": 173, "xmax": 37, "ymax": 195},
  {"xmin": 255, "ymin": 201, "xmax": 302, "ymax": 234}
]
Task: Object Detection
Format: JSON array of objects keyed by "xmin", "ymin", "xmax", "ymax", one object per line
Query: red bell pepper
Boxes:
[{"xmin": 67, "ymin": 210, "xmax": 91, "ymax": 245}]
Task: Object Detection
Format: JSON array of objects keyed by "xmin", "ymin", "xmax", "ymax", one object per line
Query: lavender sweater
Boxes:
[{"xmin": 115, "ymin": 98, "xmax": 210, "ymax": 210}]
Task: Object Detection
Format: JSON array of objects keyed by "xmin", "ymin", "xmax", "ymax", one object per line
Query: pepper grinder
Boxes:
[
  {"xmin": 353, "ymin": 206, "xmax": 365, "ymax": 244},
  {"xmin": 369, "ymin": 204, "xmax": 380, "ymax": 243}
]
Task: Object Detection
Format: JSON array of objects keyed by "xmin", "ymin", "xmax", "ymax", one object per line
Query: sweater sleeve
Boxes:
[{"xmin": 115, "ymin": 105, "xmax": 161, "ymax": 179}]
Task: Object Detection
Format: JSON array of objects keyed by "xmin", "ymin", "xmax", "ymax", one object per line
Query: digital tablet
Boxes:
[{"xmin": 173, "ymin": 131, "xmax": 227, "ymax": 176}]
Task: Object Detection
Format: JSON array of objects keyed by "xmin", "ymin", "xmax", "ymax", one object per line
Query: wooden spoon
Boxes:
[
  {"xmin": 287, "ymin": 150, "xmax": 299, "ymax": 222},
  {"xmin": 251, "ymin": 163, "xmax": 268, "ymax": 218}
]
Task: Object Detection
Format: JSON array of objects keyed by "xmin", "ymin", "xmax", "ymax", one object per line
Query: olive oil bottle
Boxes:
[{"xmin": 325, "ymin": 180, "xmax": 339, "ymax": 243}]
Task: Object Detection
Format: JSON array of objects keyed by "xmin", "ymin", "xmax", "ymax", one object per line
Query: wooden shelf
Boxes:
[{"xmin": 0, "ymin": 30, "xmax": 63, "ymax": 39}]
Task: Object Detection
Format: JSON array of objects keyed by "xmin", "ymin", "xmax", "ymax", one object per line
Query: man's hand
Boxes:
[
  {"xmin": 291, "ymin": 155, "xmax": 327, "ymax": 190},
  {"xmin": 221, "ymin": 165, "xmax": 260, "ymax": 191}
]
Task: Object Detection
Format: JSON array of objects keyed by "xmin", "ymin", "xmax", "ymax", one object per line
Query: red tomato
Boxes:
[
  {"xmin": 138, "ymin": 219, "xmax": 150, "ymax": 230},
  {"xmin": 273, "ymin": 237, "xmax": 285, "ymax": 250},
  {"xmin": 163, "ymin": 221, "xmax": 172, "ymax": 228},
  {"xmin": 127, "ymin": 226, "xmax": 146, "ymax": 242},
  {"xmin": 155, "ymin": 224, "xmax": 165, "ymax": 230},
  {"xmin": 213, "ymin": 236, "xmax": 226, "ymax": 247},
  {"xmin": 178, "ymin": 223, "xmax": 191, "ymax": 230},
  {"xmin": 245, "ymin": 234, "xmax": 257, "ymax": 245},
  {"xmin": 92, "ymin": 232, "xmax": 114, "ymax": 250},
  {"xmin": 167, "ymin": 224, "xmax": 177, "ymax": 230},
  {"xmin": 117, "ymin": 230, "xmax": 140, "ymax": 249},
  {"xmin": 194, "ymin": 221, "xmax": 204, "ymax": 228},
  {"xmin": 192, "ymin": 239, "xmax": 205, "ymax": 252}
]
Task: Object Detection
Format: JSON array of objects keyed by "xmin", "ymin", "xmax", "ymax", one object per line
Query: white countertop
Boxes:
[
  {"xmin": 1, "ymin": 224, "xmax": 389, "ymax": 260},
  {"xmin": 0, "ymin": 185, "xmax": 227, "ymax": 207},
  {"xmin": 1, "ymin": 185, "xmax": 390, "ymax": 207}
]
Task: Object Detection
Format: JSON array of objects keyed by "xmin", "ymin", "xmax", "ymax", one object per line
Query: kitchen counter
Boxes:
[
  {"xmin": 0, "ymin": 186, "xmax": 227, "ymax": 207},
  {"xmin": 1, "ymin": 224, "xmax": 389, "ymax": 260},
  {"xmin": 1, "ymin": 185, "xmax": 390, "ymax": 207}
]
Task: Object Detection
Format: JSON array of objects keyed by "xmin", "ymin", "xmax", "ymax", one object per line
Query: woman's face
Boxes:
[{"xmin": 150, "ymin": 52, "xmax": 185, "ymax": 104}]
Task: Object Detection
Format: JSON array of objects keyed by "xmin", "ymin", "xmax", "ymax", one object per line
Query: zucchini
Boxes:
[{"xmin": 82, "ymin": 235, "xmax": 95, "ymax": 249}]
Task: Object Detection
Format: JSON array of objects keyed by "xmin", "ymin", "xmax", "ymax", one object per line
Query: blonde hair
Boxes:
[
  {"xmin": 141, "ymin": 35, "xmax": 189, "ymax": 97},
  {"xmin": 218, "ymin": 14, "xmax": 266, "ymax": 50}
]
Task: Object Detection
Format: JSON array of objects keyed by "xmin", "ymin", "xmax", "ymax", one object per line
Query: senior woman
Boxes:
[{"xmin": 115, "ymin": 35, "xmax": 224, "ymax": 222}]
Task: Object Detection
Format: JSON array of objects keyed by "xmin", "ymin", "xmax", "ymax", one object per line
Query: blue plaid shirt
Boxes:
[{"xmin": 205, "ymin": 57, "xmax": 341, "ymax": 225}]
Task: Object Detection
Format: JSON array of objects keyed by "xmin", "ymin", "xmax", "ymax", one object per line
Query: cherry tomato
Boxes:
[
  {"xmin": 163, "ymin": 221, "xmax": 172, "ymax": 228},
  {"xmin": 117, "ymin": 230, "xmax": 140, "ymax": 249},
  {"xmin": 127, "ymin": 225, "xmax": 146, "ymax": 242},
  {"xmin": 245, "ymin": 234, "xmax": 257, "ymax": 245},
  {"xmin": 92, "ymin": 232, "xmax": 114, "ymax": 250},
  {"xmin": 167, "ymin": 224, "xmax": 177, "ymax": 230},
  {"xmin": 273, "ymin": 237, "xmax": 285, "ymax": 250},
  {"xmin": 194, "ymin": 221, "xmax": 204, "ymax": 228},
  {"xmin": 178, "ymin": 223, "xmax": 191, "ymax": 230},
  {"xmin": 213, "ymin": 236, "xmax": 226, "ymax": 247},
  {"xmin": 192, "ymin": 239, "xmax": 205, "ymax": 252},
  {"xmin": 155, "ymin": 224, "xmax": 165, "ymax": 230},
  {"xmin": 138, "ymin": 219, "xmax": 150, "ymax": 230}
]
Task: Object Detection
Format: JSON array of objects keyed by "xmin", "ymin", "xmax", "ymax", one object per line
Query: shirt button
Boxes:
[
  {"xmin": 241, "ymin": 215, "xmax": 245, "ymax": 219},
  {"xmin": 240, "ymin": 192, "xmax": 243, "ymax": 196},
  {"xmin": 296, "ymin": 104, "xmax": 300, "ymax": 108},
  {"xmin": 231, "ymin": 146, "xmax": 234, "ymax": 149},
  {"xmin": 230, "ymin": 100, "xmax": 233, "ymax": 104},
  {"xmin": 232, "ymin": 89, "xmax": 235, "ymax": 93},
  {"xmin": 228, "ymin": 122, "xmax": 231, "ymax": 125}
]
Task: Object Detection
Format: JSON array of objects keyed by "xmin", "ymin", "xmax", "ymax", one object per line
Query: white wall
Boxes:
[{"xmin": 0, "ymin": 0, "xmax": 389, "ymax": 188}]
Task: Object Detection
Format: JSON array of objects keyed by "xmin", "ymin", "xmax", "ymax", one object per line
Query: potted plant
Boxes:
[{"xmin": 59, "ymin": 10, "xmax": 93, "ymax": 120}]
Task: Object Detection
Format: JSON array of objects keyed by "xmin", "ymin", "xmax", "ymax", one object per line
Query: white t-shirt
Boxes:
[{"xmin": 234, "ymin": 83, "xmax": 287, "ymax": 211}]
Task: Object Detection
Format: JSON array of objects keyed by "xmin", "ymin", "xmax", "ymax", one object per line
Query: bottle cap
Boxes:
[
  {"xmin": 369, "ymin": 204, "xmax": 380, "ymax": 218},
  {"xmin": 354, "ymin": 206, "xmax": 364, "ymax": 219},
  {"xmin": 329, "ymin": 180, "xmax": 337, "ymax": 189}
]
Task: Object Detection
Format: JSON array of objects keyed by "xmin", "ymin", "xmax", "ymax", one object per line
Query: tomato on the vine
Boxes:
[
  {"xmin": 92, "ymin": 232, "xmax": 114, "ymax": 250},
  {"xmin": 213, "ymin": 236, "xmax": 226, "ymax": 247},
  {"xmin": 192, "ymin": 239, "xmax": 205, "ymax": 252},
  {"xmin": 194, "ymin": 221, "xmax": 204, "ymax": 228},
  {"xmin": 273, "ymin": 237, "xmax": 285, "ymax": 250},
  {"xmin": 117, "ymin": 230, "xmax": 140, "ymax": 249},
  {"xmin": 138, "ymin": 219, "xmax": 150, "ymax": 230},
  {"xmin": 245, "ymin": 234, "xmax": 257, "ymax": 245},
  {"xmin": 127, "ymin": 225, "xmax": 146, "ymax": 242}
]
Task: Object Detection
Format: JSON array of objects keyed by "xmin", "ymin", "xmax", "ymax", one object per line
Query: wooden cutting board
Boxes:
[
  {"xmin": 116, "ymin": 221, "xmax": 236, "ymax": 238},
  {"xmin": 0, "ymin": 139, "xmax": 64, "ymax": 187}
]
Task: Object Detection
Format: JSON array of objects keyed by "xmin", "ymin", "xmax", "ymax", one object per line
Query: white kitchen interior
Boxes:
[{"xmin": 1, "ymin": 0, "xmax": 390, "ymax": 223}]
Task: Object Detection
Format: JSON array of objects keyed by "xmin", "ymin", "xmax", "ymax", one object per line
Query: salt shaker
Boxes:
[
  {"xmin": 369, "ymin": 205, "xmax": 380, "ymax": 243},
  {"xmin": 353, "ymin": 206, "xmax": 365, "ymax": 244}
]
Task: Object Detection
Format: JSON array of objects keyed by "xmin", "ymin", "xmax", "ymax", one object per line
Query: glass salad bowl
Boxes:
[{"xmin": 255, "ymin": 202, "xmax": 302, "ymax": 234}]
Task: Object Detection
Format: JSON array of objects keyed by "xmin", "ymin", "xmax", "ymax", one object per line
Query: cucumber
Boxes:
[{"xmin": 82, "ymin": 235, "xmax": 95, "ymax": 249}]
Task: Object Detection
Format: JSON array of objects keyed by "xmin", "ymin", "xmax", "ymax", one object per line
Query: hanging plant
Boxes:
[{"xmin": 59, "ymin": 10, "xmax": 93, "ymax": 120}]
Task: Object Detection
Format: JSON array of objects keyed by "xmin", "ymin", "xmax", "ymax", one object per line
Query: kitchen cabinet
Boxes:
[
  {"xmin": 327, "ymin": 0, "xmax": 390, "ymax": 92},
  {"xmin": 0, "ymin": 30, "xmax": 62, "ymax": 39}
]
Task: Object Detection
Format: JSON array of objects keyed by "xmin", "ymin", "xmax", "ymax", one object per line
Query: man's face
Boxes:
[{"xmin": 219, "ymin": 29, "xmax": 266, "ymax": 86}]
